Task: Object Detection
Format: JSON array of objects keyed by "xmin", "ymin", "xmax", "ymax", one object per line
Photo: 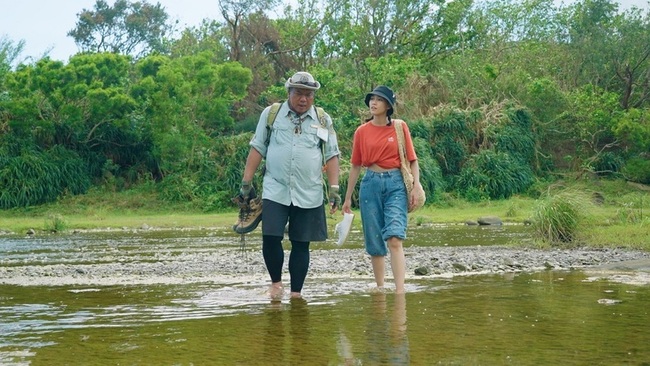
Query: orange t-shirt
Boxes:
[{"xmin": 350, "ymin": 120, "xmax": 417, "ymax": 169}]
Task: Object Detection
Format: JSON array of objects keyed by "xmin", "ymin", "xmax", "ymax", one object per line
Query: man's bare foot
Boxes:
[
  {"xmin": 290, "ymin": 291, "xmax": 302, "ymax": 298},
  {"xmin": 267, "ymin": 283, "xmax": 284, "ymax": 300}
]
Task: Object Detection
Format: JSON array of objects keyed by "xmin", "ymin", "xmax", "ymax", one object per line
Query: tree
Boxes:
[
  {"xmin": 0, "ymin": 35, "xmax": 25, "ymax": 73},
  {"xmin": 564, "ymin": 0, "xmax": 650, "ymax": 110},
  {"xmin": 132, "ymin": 52, "xmax": 252, "ymax": 177},
  {"xmin": 68, "ymin": 0, "xmax": 174, "ymax": 58},
  {"xmin": 408, "ymin": 0, "xmax": 475, "ymax": 61},
  {"xmin": 609, "ymin": 8, "xmax": 650, "ymax": 110},
  {"xmin": 2, "ymin": 53, "xmax": 152, "ymax": 184},
  {"xmin": 218, "ymin": 0, "xmax": 280, "ymax": 62},
  {"xmin": 169, "ymin": 20, "xmax": 229, "ymax": 61},
  {"xmin": 319, "ymin": 0, "xmax": 444, "ymax": 65}
]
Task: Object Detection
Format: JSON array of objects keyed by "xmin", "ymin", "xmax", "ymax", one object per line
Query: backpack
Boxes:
[{"xmin": 264, "ymin": 102, "xmax": 329, "ymax": 169}]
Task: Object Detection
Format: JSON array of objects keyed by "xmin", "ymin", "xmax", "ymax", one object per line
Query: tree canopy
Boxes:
[
  {"xmin": 68, "ymin": 0, "xmax": 174, "ymax": 58},
  {"xmin": 1, "ymin": 0, "xmax": 649, "ymax": 209}
]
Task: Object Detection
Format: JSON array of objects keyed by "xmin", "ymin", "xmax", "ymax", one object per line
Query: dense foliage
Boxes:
[{"xmin": 1, "ymin": 0, "xmax": 648, "ymax": 210}]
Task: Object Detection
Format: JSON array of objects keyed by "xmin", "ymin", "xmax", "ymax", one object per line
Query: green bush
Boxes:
[
  {"xmin": 591, "ymin": 151, "xmax": 625, "ymax": 176},
  {"xmin": 622, "ymin": 156, "xmax": 650, "ymax": 184},
  {"xmin": 0, "ymin": 145, "xmax": 90, "ymax": 208},
  {"xmin": 413, "ymin": 137, "xmax": 445, "ymax": 203},
  {"xmin": 154, "ymin": 133, "xmax": 255, "ymax": 210},
  {"xmin": 531, "ymin": 191, "xmax": 587, "ymax": 244},
  {"xmin": 493, "ymin": 108, "xmax": 536, "ymax": 166},
  {"xmin": 430, "ymin": 111, "xmax": 475, "ymax": 176},
  {"xmin": 44, "ymin": 214, "xmax": 68, "ymax": 232},
  {"xmin": 157, "ymin": 173, "xmax": 198, "ymax": 203},
  {"xmin": 456, "ymin": 150, "xmax": 534, "ymax": 200}
]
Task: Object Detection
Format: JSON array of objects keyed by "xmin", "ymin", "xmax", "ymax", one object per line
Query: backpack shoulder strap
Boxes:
[
  {"xmin": 314, "ymin": 106, "xmax": 329, "ymax": 169},
  {"xmin": 265, "ymin": 102, "xmax": 282, "ymax": 146},
  {"xmin": 315, "ymin": 106, "xmax": 327, "ymax": 128},
  {"xmin": 267, "ymin": 103, "xmax": 282, "ymax": 127}
]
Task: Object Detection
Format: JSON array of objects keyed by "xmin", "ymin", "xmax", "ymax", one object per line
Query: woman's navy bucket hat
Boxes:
[{"xmin": 365, "ymin": 85, "xmax": 396, "ymax": 116}]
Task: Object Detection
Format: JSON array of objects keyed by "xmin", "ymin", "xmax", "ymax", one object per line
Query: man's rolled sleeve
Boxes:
[{"xmin": 249, "ymin": 107, "xmax": 272, "ymax": 157}]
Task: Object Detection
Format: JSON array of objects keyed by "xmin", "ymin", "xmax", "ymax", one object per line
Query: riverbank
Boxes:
[
  {"xmin": 2, "ymin": 235, "xmax": 649, "ymax": 288},
  {"xmin": 1, "ymin": 179, "xmax": 649, "ymax": 291},
  {"xmin": 3, "ymin": 177, "xmax": 650, "ymax": 249}
]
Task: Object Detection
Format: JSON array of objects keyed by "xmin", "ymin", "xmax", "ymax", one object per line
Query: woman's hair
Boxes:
[
  {"xmin": 365, "ymin": 93, "xmax": 394, "ymax": 125},
  {"xmin": 364, "ymin": 115, "xmax": 392, "ymax": 125}
]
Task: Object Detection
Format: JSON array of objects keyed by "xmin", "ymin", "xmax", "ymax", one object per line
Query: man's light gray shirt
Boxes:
[{"xmin": 250, "ymin": 102, "xmax": 340, "ymax": 209}]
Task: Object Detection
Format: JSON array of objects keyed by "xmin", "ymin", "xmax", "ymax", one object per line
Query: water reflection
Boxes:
[
  {"xmin": 261, "ymin": 297, "xmax": 327, "ymax": 365},
  {"xmin": 288, "ymin": 298, "xmax": 316, "ymax": 364},
  {"xmin": 365, "ymin": 292, "xmax": 410, "ymax": 365},
  {"xmin": 1, "ymin": 273, "xmax": 650, "ymax": 365},
  {"xmin": 334, "ymin": 292, "xmax": 411, "ymax": 365},
  {"xmin": 262, "ymin": 301, "xmax": 285, "ymax": 365}
]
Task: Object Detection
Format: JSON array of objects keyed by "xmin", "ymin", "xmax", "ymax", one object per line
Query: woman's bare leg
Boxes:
[
  {"xmin": 387, "ymin": 237, "xmax": 406, "ymax": 294},
  {"xmin": 371, "ymin": 255, "xmax": 385, "ymax": 289}
]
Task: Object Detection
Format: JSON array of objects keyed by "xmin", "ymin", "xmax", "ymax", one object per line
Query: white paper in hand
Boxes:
[{"xmin": 334, "ymin": 213, "xmax": 354, "ymax": 246}]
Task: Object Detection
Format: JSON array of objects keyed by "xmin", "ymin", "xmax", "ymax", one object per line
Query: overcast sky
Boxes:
[
  {"xmin": 1, "ymin": 0, "xmax": 648, "ymax": 64},
  {"xmin": 1, "ymin": 0, "xmax": 227, "ymax": 63}
]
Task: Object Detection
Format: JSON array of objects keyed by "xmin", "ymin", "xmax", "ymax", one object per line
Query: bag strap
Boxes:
[{"xmin": 393, "ymin": 119, "xmax": 409, "ymax": 169}]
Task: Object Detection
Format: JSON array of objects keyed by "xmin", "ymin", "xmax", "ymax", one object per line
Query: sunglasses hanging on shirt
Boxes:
[{"xmin": 289, "ymin": 113, "xmax": 305, "ymax": 134}]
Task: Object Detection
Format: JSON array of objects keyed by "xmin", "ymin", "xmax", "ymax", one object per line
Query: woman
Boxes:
[{"xmin": 341, "ymin": 85, "xmax": 422, "ymax": 294}]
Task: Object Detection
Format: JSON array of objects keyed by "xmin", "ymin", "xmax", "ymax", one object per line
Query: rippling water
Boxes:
[{"xmin": 1, "ymin": 227, "xmax": 649, "ymax": 365}]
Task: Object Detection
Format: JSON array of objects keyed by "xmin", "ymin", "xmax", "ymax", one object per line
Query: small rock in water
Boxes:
[
  {"xmin": 597, "ymin": 298, "xmax": 622, "ymax": 305},
  {"xmin": 452, "ymin": 263, "xmax": 468, "ymax": 271},
  {"xmin": 414, "ymin": 266, "xmax": 429, "ymax": 275},
  {"xmin": 477, "ymin": 216, "xmax": 503, "ymax": 225}
]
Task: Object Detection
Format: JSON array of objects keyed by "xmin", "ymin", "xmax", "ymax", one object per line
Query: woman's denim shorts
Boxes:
[{"xmin": 359, "ymin": 169, "xmax": 408, "ymax": 256}]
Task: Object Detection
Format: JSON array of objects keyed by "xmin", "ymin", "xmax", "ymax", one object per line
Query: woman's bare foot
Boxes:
[
  {"xmin": 290, "ymin": 291, "xmax": 302, "ymax": 298},
  {"xmin": 369, "ymin": 286, "xmax": 385, "ymax": 293}
]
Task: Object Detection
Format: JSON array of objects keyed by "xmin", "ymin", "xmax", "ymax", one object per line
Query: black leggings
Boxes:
[{"xmin": 262, "ymin": 235, "xmax": 310, "ymax": 293}]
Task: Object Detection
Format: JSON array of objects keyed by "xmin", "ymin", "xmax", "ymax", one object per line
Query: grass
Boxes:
[
  {"xmin": 1, "ymin": 178, "xmax": 648, "ymax": 250},
  {"xmin": 530, "ymin": 190, "xmax": 586, "ymax": 243}
]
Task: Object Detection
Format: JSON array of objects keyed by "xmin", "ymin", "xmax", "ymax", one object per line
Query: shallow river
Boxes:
[{"xmin": 1, "ymin": 225, "xmax": 649, "ymax": 365}]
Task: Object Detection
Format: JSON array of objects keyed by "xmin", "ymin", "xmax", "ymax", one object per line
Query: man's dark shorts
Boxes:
[{"xmin": 262, "ymin": 199, "xmax": 328, "ymax": 242}]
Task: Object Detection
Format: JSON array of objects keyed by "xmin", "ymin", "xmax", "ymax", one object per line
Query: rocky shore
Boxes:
[{"xmin": 2, "ymin": 243, "xmax": 649, "ymax": 287}]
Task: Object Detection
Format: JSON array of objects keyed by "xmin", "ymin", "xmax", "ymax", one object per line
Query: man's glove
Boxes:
[
  {"xmin": 233, "ymin": 181, "xmax": 256, "ymax": 209},
  {"xmin": 329, "ymin": 185, "xmax": 341, "ymax": 211},
  {"xmin": 240, "ymin": 180, "xmax": 253, "ymax": 200}
]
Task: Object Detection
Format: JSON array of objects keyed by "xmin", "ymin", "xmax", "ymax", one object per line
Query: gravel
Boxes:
[{"xmin": 1, "ymin": 243, "xmax": 649, "ymax": 287}]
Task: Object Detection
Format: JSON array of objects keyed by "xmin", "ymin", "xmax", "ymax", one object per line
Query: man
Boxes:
[{"xmin": 236, "ymin": 71, "xmax": 340, "ymax": 299}]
